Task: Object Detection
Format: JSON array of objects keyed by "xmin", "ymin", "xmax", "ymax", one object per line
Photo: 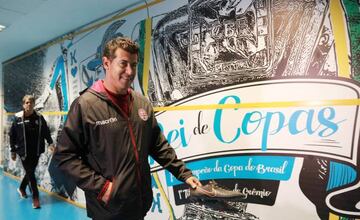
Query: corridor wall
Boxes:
[
  {"xmin": 0, "ymin": 64, "xmax": 3, "ymax": 168},
  {"xmin": 1, "ymin": 0, "xmax": 360, "ymax": 219}
]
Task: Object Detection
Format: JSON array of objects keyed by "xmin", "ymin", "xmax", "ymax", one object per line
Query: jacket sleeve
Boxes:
[
  {"xmin": 9, "ymin": 116, "xmax": 17, "ymax": 153},
  {"xmin": 40, "ymin": 115, "xmax": 53, "ymax": 145},
  {"xmin": 53, "ymin": 98, "xmax": 107, "ymax": 193},
  {"xmin": 149, "ymin": 111, "xmax": 193, "ymax": 182}
]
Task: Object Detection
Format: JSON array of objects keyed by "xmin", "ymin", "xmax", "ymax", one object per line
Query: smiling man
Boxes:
[{"xmin": 53, "ymin": 37, "xmax": 201, "ymax": 220}]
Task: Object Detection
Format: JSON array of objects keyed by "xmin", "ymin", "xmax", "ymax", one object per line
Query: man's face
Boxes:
[
  {"xmin": 103, "ymin": 48, "xmax": 138, "ymax": 95},
  {"xmin": 23, "ymin": 99, "xmax": 34, "ymax": 113}
]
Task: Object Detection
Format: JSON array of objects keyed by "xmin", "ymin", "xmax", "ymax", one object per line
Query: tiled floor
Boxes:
[{"xmin": 0, "ymin": 170, "xmax": 90, "ymax": 220}]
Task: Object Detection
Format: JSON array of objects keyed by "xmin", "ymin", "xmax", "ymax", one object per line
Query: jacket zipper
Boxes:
[
  {"xmin": 127, "ymin": 119, "xmax": 144, "ymax": 214},
  {"xmin": 117, "ymin": 95, "xmax": 144, "ymax": 210},
  {"xmin": 128, "ymin": 121, "xmax": 141, "ymax": 182},
  {"xmin": 125, "ymin": 97, "xmax": 142, "ymax": 186},
  {"xmin": 21, "ymin": 112, "xmax": 27, "ymax": 159},
  {"xmin": 110, "ymin": 93, "xmax": 141, "ymax": 183},
  {"xmin": 106, "ymin": 91, "xmax": 144, "ymax": 210},
  {"xmin": 37, "ymin": 114, "xmax": 42, "ymax": 156},
  {"xmin": 21, "ymin": 112, "xmax": 42, "ymax": 158}
]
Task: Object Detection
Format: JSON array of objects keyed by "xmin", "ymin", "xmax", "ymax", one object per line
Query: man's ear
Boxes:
[{"xmin": 102, "ymin": 56, "xmax": 110, "ymax": 71}]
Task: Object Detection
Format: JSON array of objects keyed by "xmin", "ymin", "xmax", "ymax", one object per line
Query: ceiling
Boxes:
[{"xmin": 0, "ymin": 0, "xmax": 143, "ymax": 63}]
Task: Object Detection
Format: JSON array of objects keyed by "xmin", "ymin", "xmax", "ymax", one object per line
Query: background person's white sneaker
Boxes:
[{"xmin": 17, "ymin": 188, "xmax": 28, "ymax": 199}]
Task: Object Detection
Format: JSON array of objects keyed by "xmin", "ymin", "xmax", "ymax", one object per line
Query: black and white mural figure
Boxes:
[
  {"xmin": 150, "ymin": 0, "xmax": 272, "ymax": 106},
  {"xmin": 84, "ymin": 19, "xmax": 126, "ymax": 85},
  {"xmin": 149, "ymin": 0, "xmax": 335, "ymax": 106}
]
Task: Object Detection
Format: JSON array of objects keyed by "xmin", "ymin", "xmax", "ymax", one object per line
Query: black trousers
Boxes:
[{"xmin": 20, "ymin": 155, "xmax": 40, "ymax": 199}]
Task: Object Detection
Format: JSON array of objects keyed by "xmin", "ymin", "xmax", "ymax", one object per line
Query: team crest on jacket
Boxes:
[{"xmin": 138, "ymin": 109, "xmax": 149, "ymax": 121}]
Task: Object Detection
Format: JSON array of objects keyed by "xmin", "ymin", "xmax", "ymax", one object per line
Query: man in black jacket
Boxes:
[
  {"xmin": 9, "ymin": 94, "xmax": 54, "ymax": 209},
  {"xmin": 53, "ymin": 37, "xmax": 201, "ymax": 220}
]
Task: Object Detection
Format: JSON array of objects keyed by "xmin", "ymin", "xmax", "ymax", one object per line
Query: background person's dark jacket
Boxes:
[
  {"xmin": 9, "ymin": 111, "xmax": 53, "ymax": 157},
  {"xmin": 53, "ymin": 80, "xmax": 193, "ymax": 220}
]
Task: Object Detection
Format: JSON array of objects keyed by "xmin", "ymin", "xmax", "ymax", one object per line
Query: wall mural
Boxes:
[{"xmin": 2, "ymin": 0, "xmax": 360, "ymax": 219}]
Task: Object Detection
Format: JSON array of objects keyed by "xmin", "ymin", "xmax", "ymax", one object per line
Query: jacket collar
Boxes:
[
  {"xmin": 15, "ymin": 110, "xmax": 39, "ymax": 118},
  {"xmin": 90, "ymin": 80, "xmax": 133, "ymax": 101}
]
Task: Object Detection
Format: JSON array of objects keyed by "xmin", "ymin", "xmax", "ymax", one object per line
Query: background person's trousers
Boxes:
[{"xmin": 20, "ymin": 155, "xmax": 40, "ymax": 199}]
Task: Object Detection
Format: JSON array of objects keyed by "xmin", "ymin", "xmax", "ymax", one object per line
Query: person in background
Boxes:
[
  {"xmin": 53, "ymin": 37, "xmax": 202, "ymax": 220},
  {"xmin": 9, "ymin": 94, "xmax": 54, "ymax": 209}
]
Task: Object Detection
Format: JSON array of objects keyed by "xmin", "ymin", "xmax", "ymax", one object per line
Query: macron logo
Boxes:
[{"xmin": 95, "ymin": 117, "xmax": 118, "ymax": 125}]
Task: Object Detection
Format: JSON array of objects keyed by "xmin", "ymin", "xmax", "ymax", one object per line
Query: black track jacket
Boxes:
[
  {"xmin": 9, "ymin": 111, "xmax": 53, "ymax": 157},
  {"xmin": 53, "ymin": 80, "xmax": 193, "ymax": 220}
]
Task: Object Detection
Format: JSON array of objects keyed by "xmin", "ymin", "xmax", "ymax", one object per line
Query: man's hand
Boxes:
[
  {"xmin": 185, "ymin": 176, "xmax": 202, "ymax": 189},
  {"xmin": 11, "ymin": 152, "xmax": 16, "ymax": 161},
  {"xmin": 48, "ymin": 144, "xmax": 55, "ymax": 154}
]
